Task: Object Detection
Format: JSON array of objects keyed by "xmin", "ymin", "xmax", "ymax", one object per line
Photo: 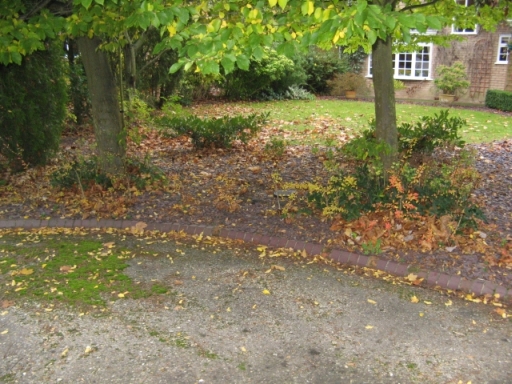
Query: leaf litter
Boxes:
[{"xmin": 0, "ymin": 102, "xmax": 510, "ymax": 292}]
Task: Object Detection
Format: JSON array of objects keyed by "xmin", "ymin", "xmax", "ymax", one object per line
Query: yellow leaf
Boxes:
[
  {"xmin": 118, "ymin": 293, "xmax": 125, "ymax": 298},
  {"xmin": 406, "ymin": 273, "xmax": 418, "ymax": 282},
  {"xmin": 240, "ymin": 346, "xmax": 247, "ymax": 352},
  {"xmin": 268, "ymin": 0, "xmax": 278, "ymax": 7},
  {"xmin": 61, "ymin": 348, "xmax": 69, "ymax": 358},
  {"xmin": 19, "ymin": 268, "xmax": 34, "ymax": 275},
  {"xmin": 272, "ymin": 265, "xmax": 285, "ymax": 271},
  {"xmin": 262, "ymin": 289, "xmax": 270, "ymax": 295},
  {"xmin": 410, "ymin": 295, "xmax": 419, "ymax": 303},
  {"xmin": 444, "ymin": 300, "xmax": 452, "ymax": 306},
  {"xmin": 367, "ymin": 299, "xmax": 377, "ymax": 305},
  {"xmin": 226, "ymin": 307, "xmax": 231, "ymax": 312},
  {"xmin": 423, "ymin": 301, "xmax": 432, "ymax": 305},
  {"xmin": 84, "ymin": 346, "xmax": 93, "ymax": 355},
  {"xmin": 365, "ymin": 325, "xmax": 374, "ymax": 329},
  {"xmin": 1, "ymin": 329, "xmax": 8, "ymax": 335},
  {"xmin": 419, "ymin": 312, "xmax": 424, "ymax": 317}
]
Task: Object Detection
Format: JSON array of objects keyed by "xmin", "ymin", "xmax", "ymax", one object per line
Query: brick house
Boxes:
[{"xmin": 365, "ymin": 20, "xmax": 512, "ymax": 104}]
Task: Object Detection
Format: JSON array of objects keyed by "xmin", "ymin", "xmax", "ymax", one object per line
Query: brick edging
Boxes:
[{"xmin": 3, "ymin": 218, "xmax": 511, "ymax": 303}]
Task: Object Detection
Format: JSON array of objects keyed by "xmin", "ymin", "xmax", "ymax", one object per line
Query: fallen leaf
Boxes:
[
  {"xmin": 272, "ymin": 265, "xmax": 285, "ymax": 271},
  {"xmin": 103, "ymin": 242, "xmax": 115, "ymax": 248},
  {"xmin": 445, "ymin": 300, "xmax": 452, "ymax": 306},
  {"xmin": 406, "ymin": 273, "xmax": 417, "ymax": 282},
  {"xmin": 19, "ymin": 268, "xmax": 34, "ymax": 275},
  {"xmin": 84, "ymin": 346, "xmax": 93, "ymax": 355},
  {"xmin": 367, "ymin": 299, "xmax": 377, "ymax": 305},
  {"xmin": 423, "ymin": 301, "xmax": 432, "ymax": 305},
  {"xmin": 410, "ymin": 296, "xmax": 419, "ymax": 303},
  {"xmin": 1, "ymin": 329, "xmax": 8, "ymax": 335},
  {"xmin": 262, "ymin": 289, "xmax": 270, "ymax": 295},
  {"xmin": 118, "ymin": 293, "xmax": 125, "ymax": 298},
  {"xmin": 1, "ymin": 300, "xmax": 14, "ymax": 309},
  {"xmin": 240, "ymin": 346, "xmax": 247, "ymax": 352},
  {"xmin": 61, "ymin": 348, "xmax": 69, "ymax": 358},
  {"xmin": 365, "ymin": 325, "xmax": 374, "ymax": 329}
]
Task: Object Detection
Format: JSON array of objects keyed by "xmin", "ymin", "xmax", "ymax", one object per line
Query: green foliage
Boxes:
[
  {"xmin": 434, "ymin": 62, "xmax": 470, "ymax": 95},
  {"xmin": 159, "ymin": 113, "xmax": 268, "ymax": 149},
  {"xmin": 300, "ymin": 48, "xmax": 349, "ymax": 94},
  {"xmin": 50, "ymin": 156, "xmax": 166, "ymax": 190},
  {"xmin": 0, "ymin": 41, "xmax": 67, "ymax": 169},
  {"xmin": 301, "ymin": 111, "xmax": 482, "ymax": 227},
  {"xmin": 397, "ymin": 110, "xmax": 466, "ymax": 153},
  {"xmin": 264, "ymin": 137, "xmax": 288, "ymax": 158},
  {"xmin": 223, "ymin": 49, "xmax": 306, "ymax": 100},
  {"xmin": 284, "ymin": 85, "xmax": 316, "ymax": 100},
  {"xmin": 485, "ymin": 89, "xmax": 512, "ymax": 112}
]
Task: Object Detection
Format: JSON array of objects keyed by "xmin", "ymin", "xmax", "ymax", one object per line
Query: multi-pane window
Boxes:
[
  {"xmin": 452, "ymin": 0, "xmax": 477, "ymax": 34},
  {"xmin": 368, "ymin": 44, "xmax": 432, "ymax": 80},
  {"xmin": 497, "ymin": 35, "xmax": 511, "ymax": 64}
]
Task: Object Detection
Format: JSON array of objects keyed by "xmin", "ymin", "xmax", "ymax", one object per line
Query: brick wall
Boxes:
[{"xmin": 363, "ymin": 22, "xmax": 512, "ymax": 104}]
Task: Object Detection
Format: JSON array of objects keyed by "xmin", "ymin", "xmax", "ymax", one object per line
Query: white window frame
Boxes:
[
  {"xmin": 367, "ymin": 44, "xmax": 433, "ymax": 81},
  {"xmin": 496, "ymin": 34, "xmax": 511, "ymax": 64},
  {"xmin": 452, "ymin": 0, "xmax": 478, "ymax": 35}
]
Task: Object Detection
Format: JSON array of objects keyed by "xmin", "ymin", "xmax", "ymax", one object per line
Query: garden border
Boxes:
[{"xmin": 2, "ymin": 218, "xmax": 511, "ymax": 303}]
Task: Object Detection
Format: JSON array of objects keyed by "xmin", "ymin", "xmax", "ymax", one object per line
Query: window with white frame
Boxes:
[
  {"xmin": 367, "ymin": 44, "xmax": 432, "ymax": 80},
  {"xmin": 497, "ymin": 34, "xmax": 511, "ymax": 64},
  {"xmin": 452, "ymin": 0, "xmax": 477, "ymax": 34}
]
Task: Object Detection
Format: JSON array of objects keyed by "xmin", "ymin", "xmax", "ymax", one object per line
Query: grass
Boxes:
[
  {"xmin": 190, "ymin": 99, "xmax": 511, "ymax": 145},
  {"xmin": 0, "ymin": 234, "xmax": 170, "ymax": 310}
]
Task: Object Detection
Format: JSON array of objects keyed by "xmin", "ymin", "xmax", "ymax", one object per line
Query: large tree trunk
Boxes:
[
  {"xmin": 77, "ymin": 36, "xmax": 125, "ymax": 175},
  {"xmin": 371, "ymin": 35, "xmax": 398, "ymax": 171}
]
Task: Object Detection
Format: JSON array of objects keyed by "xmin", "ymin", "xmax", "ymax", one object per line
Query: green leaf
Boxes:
[
  {"xmin": 268, "ymin": 0, "xmax": 278, "ymax": 7},
  {"xmin": 278, "ymin": 0, "xmax": 288, "ymax": 10},
  {"xmin": 201, "ymin": 61, "xmax": 219, "ymax": 75},
  {"xmin": 236, "ymin": 54, "xmax": 250, "ymax": 71},
  {"xmin": 221, "ymin": 56, "xmax": 235, "ymax": 73},
  {"xmin": 187, "ymin": 44, "xmax": 198, "ymax": 57},
  {"xmin": 252, "ymin": 46, "xmax": 264, "ymax": 61},
  {"xmin": 426, "ymin": 15, "xmax": 443, "ymax": 30},
  {"xmin": 169, "ymin": 61, "xmax": 184, "ymax": 74},
  {"xmin": 81, "ymin": 0, "xmax": 93, "ymax": 8},
  {"xmin": 94, "ymin": 0, "xmax": 104, "ymax": 5}
]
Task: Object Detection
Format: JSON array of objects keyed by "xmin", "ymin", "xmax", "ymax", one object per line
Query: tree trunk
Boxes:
[
  {"xmin": 77, "ymin": 36, "xmax": 125, "ymax": 175},
  {"xmin": 371, "ymin": 35, "xmax": 398, "ymax": 171}
]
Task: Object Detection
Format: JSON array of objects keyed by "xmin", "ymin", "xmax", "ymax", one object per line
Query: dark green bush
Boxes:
[
  {"xmin": 485, "ymin": 89, "xmax": 512, "ymax": 112},
  {"xmin": 397, "ymin": 110, "xmax": 466, "ymax": 153},
  {"xmin": 343, "ymin": 110, "xmax": 465, "ymax": 161},
  {"xmin": 0, "ymin": 41, "xmax": 67, "ymax": 169},
  {"xmin": 223, "ymin": 50, "xmax": 306, "ymax": 100},
  {"xmin": 158, "ymin": 113, "xmax": 268, "ymax": 149},
  {"xmin": 300, "ymin": 49, "xmax": 349, "ymax": 94}
]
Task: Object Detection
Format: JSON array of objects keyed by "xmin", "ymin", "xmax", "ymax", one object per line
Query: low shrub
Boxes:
[
  {"xmin": 223, "ymin": 49, "xmax": 306, "ymax": 100},
  {"xmin": 300, "ymin": 49, "xmax": 349, "ymax": 94},
  {"xmin": 485, "ymin": 89, "xmax": 512, "ymax": 112},
  {"xmin": 50, "ymin": 156, "xmax": 166, "ymax": 191},
  {"xmin": 158, "ymin": 113, "xmax": 268, "ymax": 149},
  {"xmin": 287, "ymin": 110, "xmax": 483, "ymax": 228}
]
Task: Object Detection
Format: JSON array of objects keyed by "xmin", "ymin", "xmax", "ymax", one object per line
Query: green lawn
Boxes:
[{"xmin": 241, "ymin": 99, "xmax": 512, "ymax": 144}]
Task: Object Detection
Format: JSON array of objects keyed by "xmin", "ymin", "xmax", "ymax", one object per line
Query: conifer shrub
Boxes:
[{"xmin": 0, "ymin": 42, "xmax": 67, "ymax": 170}]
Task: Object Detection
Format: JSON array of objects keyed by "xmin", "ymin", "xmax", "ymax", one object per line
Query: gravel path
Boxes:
[{"xmin": 1, "ymin": 236, "xmax": 511, "ymax": 384}]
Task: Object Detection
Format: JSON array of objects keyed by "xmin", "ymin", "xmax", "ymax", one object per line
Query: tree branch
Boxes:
[
  {"xmin": 20, "ymin": 0, "xmax": 54, "ymax": 20},
  {"xmin": 400, "ymin": 0, "xmax": 441, "ymax": 12}
]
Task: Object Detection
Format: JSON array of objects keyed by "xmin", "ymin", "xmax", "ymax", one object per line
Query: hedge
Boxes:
[{"xmin": 485, "ymin": 89, "xmax": 512, "ymax": 112}]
